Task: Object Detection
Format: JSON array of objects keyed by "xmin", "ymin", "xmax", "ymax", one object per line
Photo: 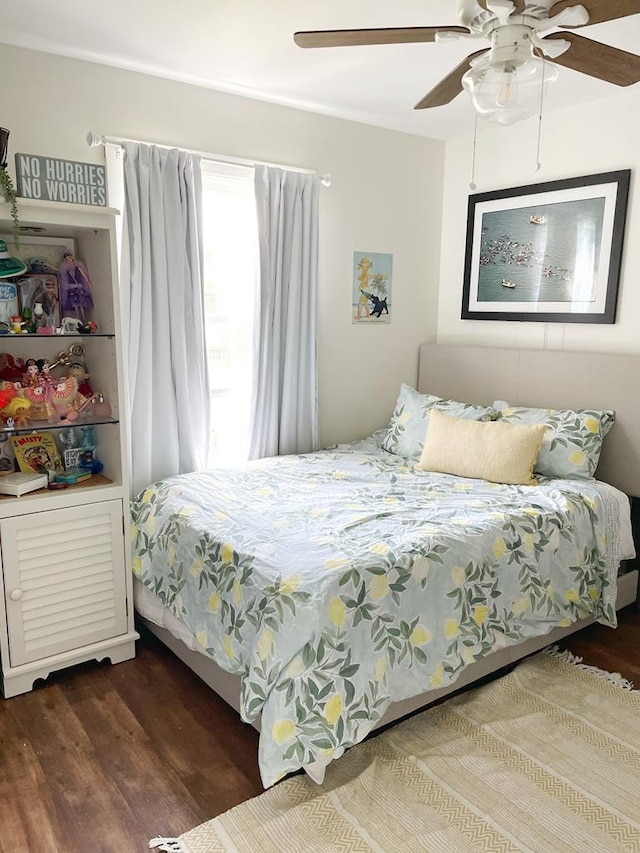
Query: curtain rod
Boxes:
[{"xmin": 86, "ymin": 131, "xmax": 332, "ymax": 187}]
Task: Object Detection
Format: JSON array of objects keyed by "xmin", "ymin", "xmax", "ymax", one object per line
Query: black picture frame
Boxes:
[{"xmin": 461, "ymin": 170, "xmax": 630, "ymax": 324}]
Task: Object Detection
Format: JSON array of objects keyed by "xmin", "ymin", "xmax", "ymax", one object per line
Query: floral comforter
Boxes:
[{"xmin": 130, "ymin": 435, "xmax": 620, "ymax": 787}]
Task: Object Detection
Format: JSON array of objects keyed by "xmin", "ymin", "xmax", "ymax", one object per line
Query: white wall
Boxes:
[
  {"xmin": 0, "ymin": 44, "xmax": 444, "ymax": 447},
  {"xmin": 438, "ymin": 86, "xmax": 639, "ymax": 355}
]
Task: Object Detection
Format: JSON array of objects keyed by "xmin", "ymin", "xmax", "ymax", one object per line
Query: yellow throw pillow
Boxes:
[{"xmin": 415, "ymin": 410, "xmax": 545, "ymax": 486}]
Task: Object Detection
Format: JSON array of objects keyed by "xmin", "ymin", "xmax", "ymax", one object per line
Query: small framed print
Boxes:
[
  {"xmin": 352, "ymin": 251, "xmax": 393, "ymax": 324},
  {"xmin": 64, "ymin": 448, "xmax": 81, "ymax": 471},
  {"xmin": 16, "ymin": 274, "xmax": 61, "ymax": 328}
]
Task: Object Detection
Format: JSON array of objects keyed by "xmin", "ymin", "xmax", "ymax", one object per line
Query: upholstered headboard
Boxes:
[{"xmin": 418, "ymin": 344, "xmax": 640, "ymax": 496}]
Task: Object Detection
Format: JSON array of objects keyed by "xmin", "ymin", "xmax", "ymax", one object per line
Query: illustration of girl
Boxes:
[{"xmin": 355, "ymin": 256, "xmax": 372, "ymax": 320}]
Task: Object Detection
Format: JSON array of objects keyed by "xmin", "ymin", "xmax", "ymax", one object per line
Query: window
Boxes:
[{"xmin": 201, "ymin": 161, "xmax": 258, "ymax": 466}]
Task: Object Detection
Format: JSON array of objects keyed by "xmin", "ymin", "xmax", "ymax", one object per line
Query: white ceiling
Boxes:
[{"xmin": 2, "ymin": 0, "xmax": 639, "ymax": 140}]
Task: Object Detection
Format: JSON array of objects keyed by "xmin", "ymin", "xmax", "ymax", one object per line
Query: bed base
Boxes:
[{"xmin": 137, "ymin": 569, "xmax": 637, "ymax": 735}]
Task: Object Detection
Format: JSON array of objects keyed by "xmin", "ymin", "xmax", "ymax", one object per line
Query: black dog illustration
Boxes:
[{"xmin": 362, "ymin": 290, "xmax": 389, "ymax": 318}]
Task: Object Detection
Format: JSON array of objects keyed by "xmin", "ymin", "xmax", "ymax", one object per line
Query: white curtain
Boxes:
[
  {"xmin": 249, "ymin": 166, "xmax": 319, "ymax": 459},
  {"xmin": 122, "ymin": 143, "xmax": 209, "ymax": 496}
]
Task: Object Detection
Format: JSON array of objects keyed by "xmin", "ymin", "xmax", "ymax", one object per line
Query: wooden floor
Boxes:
[{"xmin": 0, "ymin": 606, "xmax": 638, "ymax": 853}]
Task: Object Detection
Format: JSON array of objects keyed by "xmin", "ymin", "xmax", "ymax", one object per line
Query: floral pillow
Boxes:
[
  {"xmin": 493, "ymin": 400, "xmax": 615, "ymax": 480},
  {"xmin": 381, "ymin": 384, "xmax": 495, "ymax": 460}
]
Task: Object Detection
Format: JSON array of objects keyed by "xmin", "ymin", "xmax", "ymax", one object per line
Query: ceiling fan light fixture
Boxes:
[
  {"xmin": 461, "ymin": 25, "xmax": 559, "ymax": 125},
  {"xmin": 462, "ymin": 57, "xmax": 558, "ymax": 124}
]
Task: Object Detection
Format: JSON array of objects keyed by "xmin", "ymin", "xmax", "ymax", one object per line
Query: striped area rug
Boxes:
[{"xmin": 150, "ymin": 649, "xmax": 640, "ymax": 852}]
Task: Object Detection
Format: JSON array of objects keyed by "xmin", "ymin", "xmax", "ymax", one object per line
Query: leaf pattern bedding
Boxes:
[{"xmin": 130, "ymin": 434, "xmax": 621, "ymax": 787}]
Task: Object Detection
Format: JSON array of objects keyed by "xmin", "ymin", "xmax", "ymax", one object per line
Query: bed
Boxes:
[{"xmin": 132, "ymin": 344, "xmax": 639, "ymax": 788}]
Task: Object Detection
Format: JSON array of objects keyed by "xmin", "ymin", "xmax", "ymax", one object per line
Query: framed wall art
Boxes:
[
  {"xmin": 352, "ymin": 251, "xmax": 393, "ymax": 324},
  {"xmin": 461, "ymin": 170, "xmax": 630, "ymax": 324}
]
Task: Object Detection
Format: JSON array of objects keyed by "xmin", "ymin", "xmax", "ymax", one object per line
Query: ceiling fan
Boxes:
[{"xmin": 294, "ymin": 0, "xmax": 640, "ymax": 124}]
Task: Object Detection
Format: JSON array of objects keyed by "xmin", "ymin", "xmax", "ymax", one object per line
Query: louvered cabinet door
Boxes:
[{"xmin": 1, "ymin": 500, "xmax": 128, "ymax": 667}]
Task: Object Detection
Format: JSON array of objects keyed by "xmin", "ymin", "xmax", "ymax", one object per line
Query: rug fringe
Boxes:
[
  {"xmin": 544, "ymin": 645, "xmax": 635, "ymax": 691},
  {"xmin": 148, "ymin": 837, "xmax": 186, "ymax": 852}
]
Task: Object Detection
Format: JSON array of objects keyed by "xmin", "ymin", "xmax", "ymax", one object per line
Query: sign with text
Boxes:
[{"xmin": 15, "ymin": 153, "xmax": 108, "ymax": 207}]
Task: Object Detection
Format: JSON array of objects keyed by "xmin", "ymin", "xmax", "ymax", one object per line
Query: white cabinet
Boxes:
[{"xmin": 0, "ymin": 199, "xmax": 138, "ymax": 698}]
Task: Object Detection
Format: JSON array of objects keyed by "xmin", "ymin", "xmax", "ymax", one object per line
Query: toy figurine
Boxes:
[
  {"xmin": 3, "ymin": 396, "xmax": 31, "ymax": 428},
  {"xmin": 58, "ymin": 252, "xmax": 94, "ymax": 324},
  {"xmin": 0, "ymin": 384, "xmax": 31, "ymax": 428},
  {"xmin": 61, "ymin": 317, "xmax": 83, "ymax": 334}
]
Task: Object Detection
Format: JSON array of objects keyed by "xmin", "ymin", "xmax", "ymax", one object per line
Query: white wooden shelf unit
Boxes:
[{"xmin": 0, "ymin": 198, "xmax": 138, "ymax": 698}]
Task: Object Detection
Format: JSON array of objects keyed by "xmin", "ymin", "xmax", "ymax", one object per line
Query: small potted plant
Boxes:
[{"xmin": 0, "ymin": 127, "xmax": 20, "ymax": 246}]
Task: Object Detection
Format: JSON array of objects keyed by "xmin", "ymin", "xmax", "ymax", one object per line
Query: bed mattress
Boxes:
[{"xmin": 131, "ymin": 434, "xmax": 628, "ymax": 786}]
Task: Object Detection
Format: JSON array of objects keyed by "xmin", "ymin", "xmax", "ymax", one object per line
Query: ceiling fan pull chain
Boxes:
[
  {"xmin": 535, "ymin": 51, "xmax": 548, "ymax": 172},
  {"xmin": 469, "ymin": 111, "xmax": 479, "ymax": 190}
]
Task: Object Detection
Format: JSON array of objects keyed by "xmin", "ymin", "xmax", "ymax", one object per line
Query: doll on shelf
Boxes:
[
  {"xmin": 58, "ymin": 252, "xmax": 94, "ymax": 324},
  {"xmin": 66, "ymin": 360, "xmax": 93, "ymax": 398},
  {"xmin": 23, "ymin": 358, "xmax": 40, "ymax": 387},
  {"xmin": 36, "ymin": 357, "xmax": 57, "ymax": 389}
]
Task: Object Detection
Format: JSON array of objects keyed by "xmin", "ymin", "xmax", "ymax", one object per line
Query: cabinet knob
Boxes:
[{"xmin": 9, "ymin": 589, "xmax": 23, "ymax": 602}]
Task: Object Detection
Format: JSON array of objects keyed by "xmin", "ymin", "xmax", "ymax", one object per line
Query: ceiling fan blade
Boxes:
[
  {"xmin": 549, "ymin": 0, "xmax": 640, "ymax": 27},
  {"xmin": 293, "ymin": 26, "xmax": 468, "ymax": 48},
  {"xmin": 544, "ymin": 31, "xmax": 640, "ymax": 85},
  {"xmin": 414, "ymin": 49, "xmax": 489, "ymax": 109}
]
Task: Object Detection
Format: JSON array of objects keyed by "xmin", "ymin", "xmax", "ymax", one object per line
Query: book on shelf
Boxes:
[
  {"xmin": 55, "ymin": 468, "xmax": 93, "ymax": 485},
  {"xmin": 0, "ymin": 472, "xmax": 49, "ymax": 496},
  {"xmin": 10, "ymin": 432, "xmax": 64, "ymax": 475}
]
